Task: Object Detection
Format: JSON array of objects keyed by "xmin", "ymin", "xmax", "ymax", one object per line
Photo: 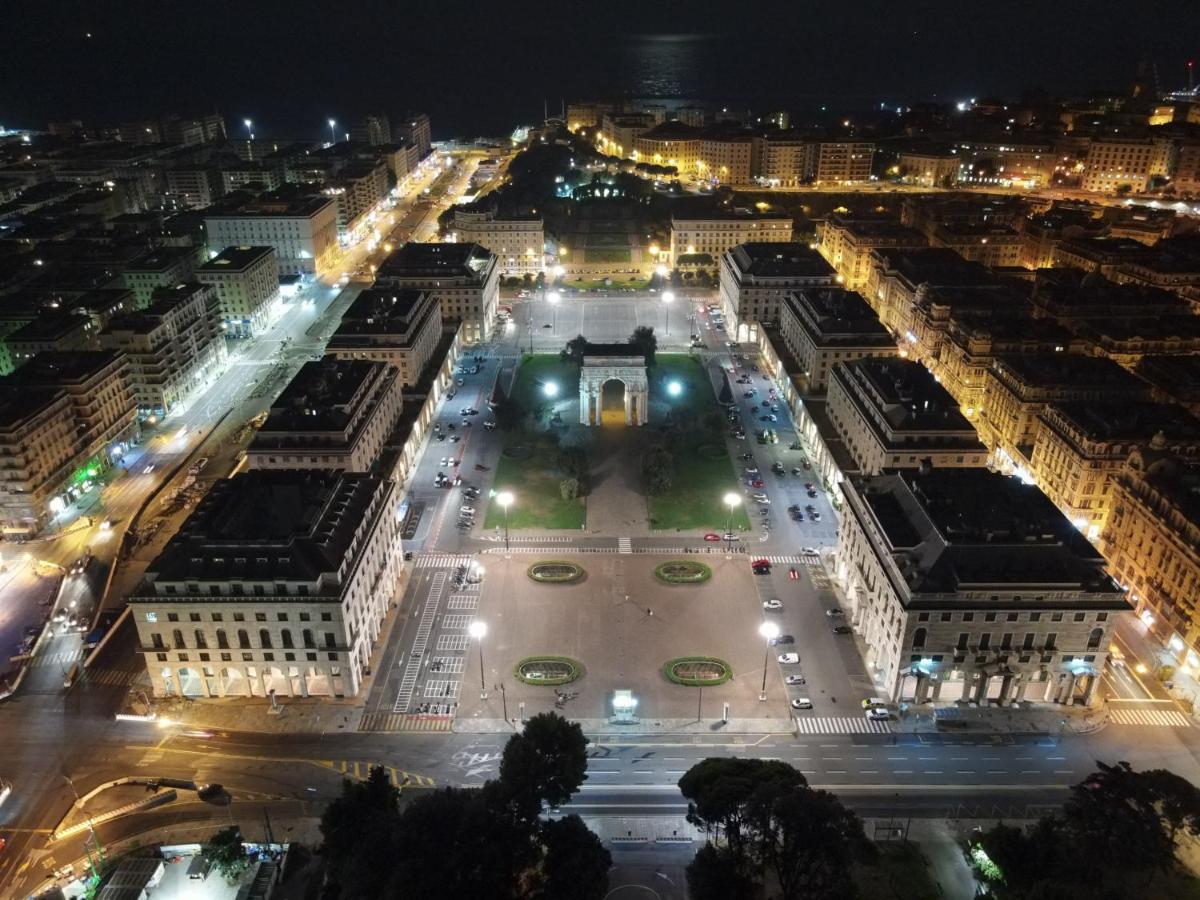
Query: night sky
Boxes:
[{"xmin": 2, "ymin": 0, "xmax": 1197, "ymax": 139}]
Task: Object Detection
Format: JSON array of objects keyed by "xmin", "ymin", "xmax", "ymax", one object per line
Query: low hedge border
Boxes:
[
  {"xmin": 527, "ymin": 561, "xmax": 586, "ymax": 584},
  {"xmin": 514, "ymin": 656, "xmax": 584, "ymax": 686},
  {"xmin": 654, "ymin": 560, "xmax": 713, "ymax": 585},
  {"xmin": 663, "ymin": 656, "xmax": 733, "ymax": 686}
]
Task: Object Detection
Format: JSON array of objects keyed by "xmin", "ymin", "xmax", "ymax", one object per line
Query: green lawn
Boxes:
[
  {"xmin": 646, "ymin": 355, "xmax": 752, "ymax": 532},
  {"xmin": 483, "ymin": 439, "xmax": 585, "ymax": 530},
  {"xmin": 484, "ymin": 357, "xmax": 584, "ymax": 530},
  {"xmin": 564, "ymin": 277, "xmax": 652, "ymax": 291}
]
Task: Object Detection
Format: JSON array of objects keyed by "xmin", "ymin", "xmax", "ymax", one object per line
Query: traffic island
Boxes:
[
  {"xmin": 527, "ymin": 561, "xmax": 586, "ymax": 584},
  {"xmin": 515, "ymin": 656, "xmax": 584, "ymax": 686},
  {"xmin": 654, "ymin": 560, "xmax": 712, "ymax": 585},
  {"xmin": 662, "ymin": 657, "xmax": 733, "ymax": 686}
]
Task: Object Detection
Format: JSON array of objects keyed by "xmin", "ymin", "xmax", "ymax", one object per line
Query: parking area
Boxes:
[{"xmin": 514, "ymin": 292, "xmax": 713, "ymax": 351}]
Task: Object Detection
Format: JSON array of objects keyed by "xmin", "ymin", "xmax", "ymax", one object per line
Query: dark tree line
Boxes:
[{"xmin": 318, "ymin": 713, "xmax": 608, "ymax": 900}]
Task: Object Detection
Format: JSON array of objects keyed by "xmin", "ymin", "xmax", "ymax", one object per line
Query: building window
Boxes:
[
  {"xmin": 979, "ymin": 633, "xmax": 991, "ymax": 651},
  {"xmin": 237, "ymin": 629, "xmax": 250, "ymax": 648},
  {"xmin": 321, "ymin": 612, "xmax": 332, "ymax": 622},
  {"xmin": 259, "ymin": 629, "xmax": 273, "ymax": 649},
  {"xmin": 221, "ymin": 653, "xmax": 232, "ymax": 662},
  {"xmin": 1046, "ymin": 633, "xmax": 1058, "ymax": 651},
  {"xmin": 1087, "ymin": 628, "xmax": 1103, "ymax": 650},
  {"xmin": 912, "ymin": 628, "xmax": 927, "ymax": 650},
  {"xmin": 256, "ymin": 612, "xmax": 267, "ymax": 622},
  {"xmin": 303, "ymin": 629, "xmax": 315, "ymax": 649},
  {"xmin": 172, "ymin": 629, "xmax": 185, "ymax": 649},
  {"xmin": 281, "ymin": 630, "xmax": 294, "ymax": 649},
  {"xmin": 167, "ymin": 613, "xmax": 179, "ymax": 623},
  {"xmin": 194, "ymin": 630, "xmax": 208, "ymax": 650},
  {"xmin": 156, "ymin": 652, "xmax": 167, "ymax": 662}
]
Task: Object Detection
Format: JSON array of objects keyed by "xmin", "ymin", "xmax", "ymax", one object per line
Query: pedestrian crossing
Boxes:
[
  {"xmin": 318, "ymin": 759, "xmax": 437, "ymax": 786},
  {"xmin": 360, "ymin": 712, "xmax": 455, "ymax": 733},
  {"xmin": 1109, "ymin": 707, "xmax": 1193, "ymax": 727},
  {"xmin": 794, "ymin": 716, "xmax": 893, "ymax": 735},
  {"xmin": 618, "ymin": 537, "xmax": 632, "ymax": 554},
  {"xmin": 768, "ymin": 554, "xmax": 822, "ymax": 565},
  {"xmin": 83, "ymin": 668, "xmax": 141, "ymax": 687},
  {"xmin": 412, "ymin": 554, "xmax": 473, "ymax": 569},
  {"xmin": 31, "ymin": 649, "xmax": 81, "ymax": 668}
]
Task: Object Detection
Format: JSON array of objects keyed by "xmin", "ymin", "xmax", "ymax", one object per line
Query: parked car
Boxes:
[
  {"xmin": 777, "ymin": 653, "xmax": 800, "ymax": 664},
  {"xmin": 826, "ymin": 608, "xmax": 844, "ymax": 617},
  {"xmin": 769, "ymin": 634, "xmax": 795, "ymax": 646},
  {"xmin": 861, "ymin": 697, "xmax": 888, "ymax": 710},
  {"xmin": 703, "ymin": 533, "xmax": 723, "ymax": 542},
  {"xmin": 832, "ymin": 625, "xmax": 852, "ymax": 635},
  {"xmin": 791, "ymin": 697, "xmax": 813, "ymax": 710},
  {"xmin": 785, "ymin": 675, "xmax": 806, "ymax": 686},
  {"xmin": 762, "ymin": 599, "xmax": 783, "ymax": 610},
  {"xmin": 866, "ymin": 707, "xmax": 890, "ymax": 721}
]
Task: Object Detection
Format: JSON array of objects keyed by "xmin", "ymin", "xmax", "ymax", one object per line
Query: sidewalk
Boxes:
[
  {"xmin": 454, "ymin": 716, "xmax": 797, "ymax": 736},
  {"xmin": 891, "ymin": 700, "xmax": 1106, "ymax": 736}
]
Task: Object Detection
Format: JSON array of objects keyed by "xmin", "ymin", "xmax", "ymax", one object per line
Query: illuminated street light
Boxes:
[
  {"xmin": 548, "ymin": 290, "xmax": 560, "ymax": 333},
  {"xmin": 667, "ymin": 380, "xmax": 682, "ymax": 397},
  {"xmin": 243, "ymin": 118, "xmax": 254, "ymax": 140},
  {"xmin": 543, "ymin": 381, "xmax": 559, "ymax": 398},
  {"xmin": 759, "ymin": 621, "xmax": 780, "ymax": 700},
  {"xmin": 723, "ymin": 492, "xmax": 741, "ymax": 555},
  {"xmin": 469, "ymin": 620, "xmax": 488, "ymax": 699},
  {"xmin": 328, "ymin": 118, "xmax": 337, "ymax": 145},
  {"xmin": 496, "ymin": 491, "xmax": 514, "ymax": 555}
]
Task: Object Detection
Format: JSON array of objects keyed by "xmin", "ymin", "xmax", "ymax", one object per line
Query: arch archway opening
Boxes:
[{"xmin": 600, "ymin": 378, "xmax": 628, "ymax": 427}]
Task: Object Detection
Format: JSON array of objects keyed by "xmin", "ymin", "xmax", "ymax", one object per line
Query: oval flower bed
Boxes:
[
  {"xmin": 654, "ymin": 560, "xmax": 713, "ymax": 585},
  {"xmin": 527, "ymin": 561, "xmax": 586, "ymax": 584},
  {"xmin": 663, "ymin": 657, "xmax": 733, "ymax": 686},
  {"xmin": 515, "ymin": 656, "xmax": 584, "ymax": 686}
]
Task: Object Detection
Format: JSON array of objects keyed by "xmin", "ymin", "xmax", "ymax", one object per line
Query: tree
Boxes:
[
  {"xmin": 686, "ymin": 844, "xmax": 757, "ymax": 900},
  {"xmin": 641, "ymin": 445, "xmax": 674, "ymax": 495},
  {"xmin": 629, "ymin": 325, "xmax": 657, "ymax": 366},
  {"xmin": 679, "ymin": 758, "xmax": 805, "ymax": 853},
  {"xmin": 718, "ymin": 374, "xmax": 734, "ymax": 406},
  {"xmin": 559, "ymin": 477, "xmax": 579, "ymax": 500},
  {"xmin": 319, "ymin": 765, "xmax": 402, "ymax": 898},
  {"xmin": 759, "ymin": 787, "xmax": 871, "ymax": 900},
  {"xmin": 533, "ymin": 815, "xmax": 612, "ymax": 900},
  {"xmin": 561, "ymin": 334, "xmax": 591, "ymax": 367},
  {"xmin": 491, "ymin": 387, "xmax": 525, "ymax": 432},
  {"xmin": 557, "ymin": 445, "xmax": 589, "ymax": 493},
  {"xmin": 498, "ymin": 712, "xmax": 589, "ymax": 822},
  {"xmin": 201, "ymin": 826, "xmax": 249, "ymax": 882}
]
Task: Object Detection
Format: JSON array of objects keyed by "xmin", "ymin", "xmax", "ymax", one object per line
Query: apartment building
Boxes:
[
  {"xmin": 0, "ymin": 386, "xmax": 79, "ymax": 533},
  {"xmin": 324, "ymin": 159, "xmax": 389, "ymax": 237},
  {"xmin": 938, "ymin": 313, "xmax": 1079, "ymax": 416},
  {"xmin": 751, "ymin": 131, "xmax": 807, "ymax": 186},
  {"xmin": 1082, "ymin": 135, "xmax": 1172, "ymax": 193},
  {"xmin": 6, "ymin": 314, "xmax": 98, "ymax": 368},
  {"xmin": 1102, "ymin": 447, "xmax": 1200, "ymax": 670},
  {"xmin": 376, "ymin": 242, "xmax": 498, "ymax": 343},
  {"xmin": 1135, "ymin": 355, "xmax": 1200, "ymax": 415},
  {"xmin": 195, "ymin": 246, "xmax": 281, "ymax": 337},
  {"xmin": 864, "ymin": 248, "xmax": 999, "ymax": 338},
  {"xmin": 718, "ymin": 243, "xmax": 835, "ymax": 343},
  {"xmin": 631, "ymin": 122, "xmax": 700, "ymax": 173},
  {"xmin": 204, "ymin": 194, "xmax": 338, "ymax": 277},
  {"xmin": 100, "ymin": 282, "xmax": 226, "ymax": 415},
  {"xmin": 897, "ymin": 150, "xmax": 960, "ymax": 187},
  {"xmin": 1030, "ymin": 401, "xmax": 1200, "ymax": 538},
  {"xmin": 129, "ymin": 470, "xmax": 403, "ymax": 699},
  {"xmin": 826, "ymin": 358, "xmax": 987, "ymax": 475},
  {"xmin": 324, "ymin": 289, "xmax": 443, "ymax": 388},
  {"xmin": 669, "ymin": 210, "xmax": 792, "ymax": 264},
  {"xmin": 394, "ymin": 113, "xmax": 432, "ymax": 159},
  {"xmin": 927, "ymin": 223, "xmax": 1022, "ymax": 268},
  {"xmin": 220, "ymin": 162, "xmax": 281, "ymax": 194},
  {"xmin": 806, "ymin": 141, "xmax": 875, "ymax": 184},
  {"xmin": 980, "ymin": 353, "xmax": 1151, "ymax": 472},
  {"xmin": 834, "ymin": 468, "xmax": 1127, "ymax": 706},
  {"xmin": 122, "ymin": 247, "xmax": 199, "ymax": 308},
  {"xmin": 451, "ymin": 210, "xmax": 544, "ymax": 275},
  {"xmin": 1051, "ymin": 236, "xmax": 1154, "ymax": 278},
  {"xmin": 816, "ymin": 216, "xmax": 927, "ymax": 290},
  {"xmin": 1018, "ymin": 208, "xmax": 1106, "ymax": 269},
  {"xmin": 1071, "ymin": 315, "xmax": 1200, "ymax": 370},
  {"xmin": 777, "ymin": 288, "xmax": 896, "ymax": 393},
  {"xmin": 162, "ymin": 166, "xmax": 221, "ymax": 209},
  {"xmin": 248, "ymin": 359, "xmax": 404, "ymax": 473},
  {"xmin": 1029, "ymin": 268, "xmax": 1189, "ymax": 323},
  {"xmin": 597, "ymin": 113, "xmax": 656, "ymax": 157},
  {"xmin": 698, "ymin": 133, "xmax": 754, "ymax": 184}
]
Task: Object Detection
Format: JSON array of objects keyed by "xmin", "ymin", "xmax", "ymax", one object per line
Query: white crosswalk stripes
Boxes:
[
  {"xmin": 84, "ymin": 668, "xmax": 140, "ymax": 687},
  {"xmin": 31, "ymin": 649, "xmax": 81, "ymax": 669},
  {"xmin": 767, "ymin": 554, "xmax": 821, "ymax": 565},
  {"xmin": 618, "ymin": 537, "xmax": 632, "ymax": 554},
  {"xmin": 413, "ymin": 555, "xmax": 472, "ymax": 569},
  {"xmin": 1109, "ymin": 707, "xmax": 1193, "ymax": 727},
  {"xmin": 794, "ymin": 716, "xmax": 892, "ymax": 735}
]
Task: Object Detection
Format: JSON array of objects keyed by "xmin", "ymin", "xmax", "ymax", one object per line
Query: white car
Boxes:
[
  {"xmin": 861, "ymin": 697, "xmax": 888, "ymax": 710},
  {"xmin": 825, "ymin": 608, "xmax": 844, "ymax": 617},
  {"xmin": 791, "ymin": 698, "xmax": 813, "ymax": 710},
  {"xmin": 459, "ymin": 506, "xmax": 475, "ymax": 514},
  {"xmin": 752, "ymin": 493, "xmax": 770, "ymax": 503},
  {"xmin": 777, "ymin": 653, "xmax": 800, "ymax": 664},
  {"xmin": 762, "ymin": 599, "xmax": 783, "ymax": 611},
  {"xmin": 785, "ymin": 675, "xmax": 805, "ymax": 685},
  {"xmin": 865, "ymin": 707, "xmax": 890, "ymax": 721}
]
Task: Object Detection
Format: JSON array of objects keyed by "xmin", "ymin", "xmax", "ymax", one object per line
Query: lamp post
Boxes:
[
  {"xmin": 327, "ymin": 118, "xmax": 337, "ymax": 145},
  {"xmin": 759, "ymin": 621, "xmax": 780, "ymax": 701},
  {"xmin": 723, "ymin": 492, "xmax": 741, "ymax": 556},
  {"xmin": 548, "ymin": 290, "xmax": 560, "ymax": 335},
  {"xmin": 496, "ymin": 491, "xmax": 514, "ymax": 556},
  {"xmin": 662, "ymin": 290, "xmax": 675, "ymax": 337},
  {"xmin": 469, "ymin": 621, "xmax": 488, "ymax": 699},
  {"xmin": 64, "ymin": 774, "xmax": 105, "ymax": 878},
  {"xmin": 243, "ymin": 118, "xmax": 254, "ymax": 140}
]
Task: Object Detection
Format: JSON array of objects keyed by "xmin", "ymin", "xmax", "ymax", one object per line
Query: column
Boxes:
[
  {"xmin": 624, "ymin": 390, "xmax": 632, "ymax": 426},
  {"xmin": 972, "ymin": 674, "xmax": 990, "ymax": 704},
  {"xmin": 199, "ymin": 673, "xmax": 212, "ymax": 698},
  {"xmin": 298, "ymin": 669, "xmax": 309, "ymax": 698},
  {"xmin": 1081, "ymin": 673, "xmax": 1100, "ymax": 707}
]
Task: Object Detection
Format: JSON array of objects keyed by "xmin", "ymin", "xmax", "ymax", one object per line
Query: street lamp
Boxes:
[
  {"xmin": 327, "ymin": 118, "xmax": 337, "ymax": 145},
  {"xmin": 469, "ymin": 621, "xmax": 488, "ymax": 699},
  {"xmin": 723, "ymin": 492, "xmax": 741, "ymax": 556},
  {"xmin": 662, "ymin": 290, "xmax": 675, "ymax": 337},
  {"xmin": 552, "ymin": 264, "xmax": 565, "ymax": 280},
  {"xmin": 243, "ymin": 118, "xmax": 254, "ymax": 140},
  {"xmin": 667, "ymin": 380, "xmax": 682, "ymax": 397},
  {"xmin": 496, "ymin": 491, "xmax": 514, "ymax": 555},
  {"xmin": 759, "ymin": 621, "xmax": 780, "ymax": 701},
  {"xmin": 543, "ymin": 381, "xmax": 559, "ymax": 398},
  {"xmin": 548, "ymin": 290, "xmax": 560, "ymax": 334}
]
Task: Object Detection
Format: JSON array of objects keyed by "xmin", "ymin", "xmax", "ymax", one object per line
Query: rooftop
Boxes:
[
  {"xmin": 123, "ymin": 246, "xmax": 195, "ymax": 273},
  {"xmin": 377, "ymin": 242, "xmax": 494, "ymax": 281},
  {"xmin": 991, "ymin": 352, "xmax": 1150, "ymax": 393},
  {"xmin": 332, "ymin": 289, "xmax": 434, "ymax": 337},
  {"xmin": 1031, "ymin": 269, "xmax": 1189, "ymax": 315},
  {"xmin": 9, "ymin": 349, "xmax": 124, "ymax": 386},
  {"xmin": 787, "ymin": 288, "xmax": 892, "ymax": 342},
  {"xmin": 873, "ymin": 247, "xmax": 997, "ymax": 288},
  {"xmin": 727, "ymin": 243, "xmax": 835, "ymax": 280},
  {"xmin": 197, "ymin": 245, "xmax": 275, "ymax": 272},
  {"xmin": 260, "ymin": 359, "xmax": 392, "ymax": 434},
  {"xmin": 837, "ymin": 358, "xmax": 978, "ymax": 433},
  {"xmin": 1057, "ymin": 235, "xmax": 1155, "ymax": 261},
  {"xmin": 1135, "ymin": 355, "xmax": 1200, "ymax": 401},
  {"xmin": 1046, "ymin": 400, "xmax": 1200, "ymax": 443},
  {"xmin": 855, "ymin": 468, "xmax": 1121, "ymax": 597},
  {"xmin": 145, "ymin": 470, "xmax": 386, "ymax": 585},
  {"xmin": 0, "ymin": 384, "xmax": 67, "ymax": 430}
]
